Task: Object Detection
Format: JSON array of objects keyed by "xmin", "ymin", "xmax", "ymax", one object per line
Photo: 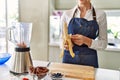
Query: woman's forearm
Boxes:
[{"xmin": 83, "ymin": 36, "xmax": 92, "ymax": 47}]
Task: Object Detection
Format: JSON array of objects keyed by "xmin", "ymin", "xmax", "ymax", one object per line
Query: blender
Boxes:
[{"xmin": 9, "ymin": 22, "xmax": 33, "ymax": 74}]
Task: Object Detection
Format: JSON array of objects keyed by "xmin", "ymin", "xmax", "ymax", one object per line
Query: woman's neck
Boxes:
[
  {"xmin": 78, "ymin": 3, "xmax": 91, "ymax": 12},
  {"xmin": 78, "ymin": 3, "xmax": 91, "ymax": 18}
]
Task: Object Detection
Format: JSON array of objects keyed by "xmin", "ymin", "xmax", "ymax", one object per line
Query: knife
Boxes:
[{"xmin": 47, "ymin": 62, "xmax": 51, "ymax": 67}]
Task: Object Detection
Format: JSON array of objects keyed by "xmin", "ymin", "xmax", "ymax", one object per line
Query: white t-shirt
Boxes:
[{"xmin": 60, "ymin": 5, "xmax": 108, "ymax": 50}]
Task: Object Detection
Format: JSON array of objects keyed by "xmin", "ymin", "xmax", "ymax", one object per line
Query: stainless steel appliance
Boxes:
[{"xmin": 9, "ymin": 22, "xmax": 33, "ymax": 74}]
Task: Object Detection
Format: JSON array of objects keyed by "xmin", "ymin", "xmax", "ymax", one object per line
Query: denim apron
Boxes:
[{"xmin": 63, "ymin": 7, "xmax": 99, "ymax": 68}]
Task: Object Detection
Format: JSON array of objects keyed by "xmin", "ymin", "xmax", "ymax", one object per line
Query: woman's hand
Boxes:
[
  {"xmin": 71, "ymin": 34, "xmax": 84, "ymax": 46},
  {"xmin": 71, "ymin": 34, "xmax": 92, "ymax": 47}
]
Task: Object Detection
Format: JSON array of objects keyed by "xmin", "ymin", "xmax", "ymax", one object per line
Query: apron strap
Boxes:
[
  {"xmin": 92, "ymin": 7, "xmax": 96, "ymax": 20},
  {"xmin": 72, "ymin": 8, "xmax": 77, "ymax": 18},
  {"xmin": 72, "ymin": 6, "xmax": 97, "ymax": 21}
]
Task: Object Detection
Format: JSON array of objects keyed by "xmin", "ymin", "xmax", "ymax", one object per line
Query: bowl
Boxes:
[
  {"xmin": 0, "ymin": 53, "xmax": 11, "ymax": 65},
  {"xmin": 50, "ymin": 72, "xmax": 64, "ymax": 80},
  {"xmin": 29, "ymin": 66, "xmax": 49, "ymax": 79}
]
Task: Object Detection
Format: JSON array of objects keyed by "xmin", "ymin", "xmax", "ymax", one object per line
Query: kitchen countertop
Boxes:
[{"xmin": 0, "ymin": 60, "xmax": 119, "ymax": 80}]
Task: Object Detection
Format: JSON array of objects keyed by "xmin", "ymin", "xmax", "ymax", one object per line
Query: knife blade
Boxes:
[{"xmin": 47, "ymin": 62, "xmax": 51, "ymax": 67}]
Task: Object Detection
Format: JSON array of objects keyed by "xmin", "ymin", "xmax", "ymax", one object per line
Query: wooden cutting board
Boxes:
[{"xmin": 48, "ymin": 62, "xmax": 95, "ymax": 80}]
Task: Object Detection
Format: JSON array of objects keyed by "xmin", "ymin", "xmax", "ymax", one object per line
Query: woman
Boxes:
[{"xmin": 60, "ymin": 0, "xmax": 107, "ymax": 68}]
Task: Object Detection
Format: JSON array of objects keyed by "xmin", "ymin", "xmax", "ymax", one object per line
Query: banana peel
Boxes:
[{"xmin": 60, "ymin": 22, "xmax": 75, "ymax": 58}]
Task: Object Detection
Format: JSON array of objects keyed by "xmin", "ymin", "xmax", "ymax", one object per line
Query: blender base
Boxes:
[{"xmin": 10, "ymin": 70, "xmax": 28, "ymax": 75}]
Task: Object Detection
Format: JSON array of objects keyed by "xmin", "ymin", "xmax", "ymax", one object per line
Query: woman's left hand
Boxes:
[
  {"xmin": 71, "ymin": 34, "xmax": 84, "ymax": 46},
  {"xmin": 71, "ymin": 34, "xmax": 92, "ymax": 47}
]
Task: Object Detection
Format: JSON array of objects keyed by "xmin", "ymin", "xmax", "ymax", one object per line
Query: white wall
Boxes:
[
  {"xmin": 55, "ymin": 0, "xmax": 76, "ymax": 10},
  {"xmin": 92, "ymin": 0, "xmax": 120, "ymax": 9},
  {"xmin": 19, "ymin": 0, "xmax": 49, "ymax": 61},
  {"xmin": 54, "ymin": 0, "xmax": 120, "ymax": 10},
  {"xmin": 50, "ymin": 0, "xmax": 55, "ymax": 15}
]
